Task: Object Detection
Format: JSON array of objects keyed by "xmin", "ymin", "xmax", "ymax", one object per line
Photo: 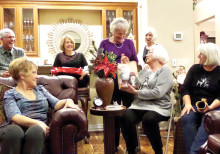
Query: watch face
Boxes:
[{"xmin": 94, "ymin": 98, "xmax": 103, "ymax": 107}]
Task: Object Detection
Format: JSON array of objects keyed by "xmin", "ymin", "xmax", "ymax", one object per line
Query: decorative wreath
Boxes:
[{"xmin": 47, "ymin": 21, "xmax": 93, "ymax": 59}]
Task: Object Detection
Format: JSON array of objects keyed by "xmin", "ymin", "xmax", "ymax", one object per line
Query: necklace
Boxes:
[{"xmin": 114, "ymin": 42, "xmax": 124, "ymax": 48}]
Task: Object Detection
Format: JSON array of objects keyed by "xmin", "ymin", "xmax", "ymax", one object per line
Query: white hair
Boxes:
[
  {"xmin": 110, "ymin": 18, "xmax": 129, "ymax": 34},
  {"xmin": 151, "ymin": 44, "xmax": 169, "ymax": 64},
  {"xmin": 0, "ymin": 28, "xmax": 15, "ymax": 38},
  {"xmin": 145, "ymin": 27, "xmax": 157, "ymax": 42},
  {"xmin": 197, "ymin": 43, "xmax": 220, "ymax": 65}
]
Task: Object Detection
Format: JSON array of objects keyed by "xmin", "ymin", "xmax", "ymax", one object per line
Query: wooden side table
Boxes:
[{"xmin": 90, "ymin": 106, "xmax": 126, "ymax": 154}]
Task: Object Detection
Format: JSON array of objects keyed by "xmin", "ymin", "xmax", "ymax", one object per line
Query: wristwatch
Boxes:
[{"xmin": 93, "ymin": 97, "xmax": 103, "ymax": 109}]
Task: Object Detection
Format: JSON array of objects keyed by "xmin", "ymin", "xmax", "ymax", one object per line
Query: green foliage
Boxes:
[
  {"xmin": 89, "ymin": 40, "xmax": 117, "ymax": 78},
  {"xmin": 172, "ymin": 82, "xmax": 182, "ymax": 117}
]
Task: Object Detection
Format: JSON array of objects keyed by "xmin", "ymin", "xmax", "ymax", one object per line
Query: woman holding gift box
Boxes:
[
  {"xmin": 99, "ymin": 17, "xmax": 138, "ymax": 152},
  {"xmin": 53, "ymin": 35, "xmax": 89, "ymax": 87},
  {"xmin": 181, "ymin": 43, "xmax": 220, "ymax": 154}
]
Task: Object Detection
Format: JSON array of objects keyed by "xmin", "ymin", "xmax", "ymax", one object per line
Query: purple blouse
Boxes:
[{"xmin": 99, "ymin": 39, "xmax": 138, "ymax": 64}]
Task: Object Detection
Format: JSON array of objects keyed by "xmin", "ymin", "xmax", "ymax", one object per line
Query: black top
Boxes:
[
  {"xmin": 53, "ymin": 52, "xmax": 88, "ymax": 68},
  {"xmin": 142, "ymin": 45, "xmax": 149, "ymax": 62},
  {"xmin": 142, "ymin": 44, "xmax": 157, "ymax": 62},
  {"xmin": 181, "ymin": 64, "xmax": 220, "ymax": 105}
]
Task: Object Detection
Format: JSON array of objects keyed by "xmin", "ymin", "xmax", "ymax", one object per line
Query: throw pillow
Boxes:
[{"xmin": 0, "ymin": 83, "xmax": 12, "ymax": 125}]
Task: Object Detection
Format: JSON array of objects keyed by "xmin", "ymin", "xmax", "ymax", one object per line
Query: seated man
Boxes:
[{"xmin": 0, "ymin": 28, "xmax": 25, "ymax": 77}]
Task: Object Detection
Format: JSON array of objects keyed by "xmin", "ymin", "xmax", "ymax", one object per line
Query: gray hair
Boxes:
[
  {"xmin": 110, "ymin": 18, "xmax": 129, "ymax": 34},
  {"xmin": 145, "ymin": 27, "xmax": 157, "ymax": 42},
  {"xmin": 197, "ymin": 43, "xmax": 220, "ymax": 65},
  {"xmin": 0, "ymin": 28, "xmax": 15, "ymax": 38},
  {"xmin": 59, "ymin": 35, "xmax": 75, "ymax": 52},
  {"xmin": 151, "ymin": 44, "xmax": 169, "ymax": 65}
]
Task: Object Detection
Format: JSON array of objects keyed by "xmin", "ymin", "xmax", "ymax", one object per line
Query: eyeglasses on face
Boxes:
[{"xmin": 3, "ymin": 36, "xmax": 16, "ymax": 39}]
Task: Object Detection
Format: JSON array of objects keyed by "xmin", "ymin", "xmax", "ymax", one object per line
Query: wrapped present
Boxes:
[
  {"xmin": 117, "ymin": 61, "xmax": 139, "ymax": 90},
  {"xmin": 51, "ymin": 67, "xmax": 83, "ymax": 76}
]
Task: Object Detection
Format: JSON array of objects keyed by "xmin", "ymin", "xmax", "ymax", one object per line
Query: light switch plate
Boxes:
[{"xmin": 174, "ymin": 32, "xmax": 183, "ymax": 40}]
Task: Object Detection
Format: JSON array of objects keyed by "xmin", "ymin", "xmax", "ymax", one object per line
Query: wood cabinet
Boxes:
[
  {"xmin": 103, "ymin": 8, "xmax": 137, "ymax": 40},
  {"xmin": 0, "ymin": 1, "xmax": 138, "ymax": 57},
  {"xmin": 0, "ymin": 5, "xmax": 39, "ymax": 57}
]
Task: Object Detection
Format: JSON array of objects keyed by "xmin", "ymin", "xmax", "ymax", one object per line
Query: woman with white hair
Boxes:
[
  {"xmin": 99, "ymin": 17, "xmax": 138, "ymax": 151},
  {"xmin": 181, "ymin": 43, "xmax": 220, "ymax": 154},
  {"xmin": 138, "ymin": 27, "xmax": 157, "ymax": 68},
  {"xmin": 121, "ymin": 45, "xmax": 173, "ymax": 154}
]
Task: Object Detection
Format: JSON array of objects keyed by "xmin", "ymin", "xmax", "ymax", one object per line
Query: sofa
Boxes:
[
  {"xmin": 199, "ymin": 110, "xmax": 220, "ymax": 154},
  {"xmin": 0, "ymin": 75, "xmax": 88, "ymax": 154}
]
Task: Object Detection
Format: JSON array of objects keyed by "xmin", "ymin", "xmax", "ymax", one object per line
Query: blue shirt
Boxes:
[
  {"xmin": 0, "ymin": 46, "xmax": 25, "ymax": 73},
  {"xmin": 3, "ymin": 85, "xmax": 59, "ymax": 125}
]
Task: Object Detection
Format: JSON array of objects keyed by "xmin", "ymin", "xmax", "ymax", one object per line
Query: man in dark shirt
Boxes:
[{"xmin": 0, "ymin": 28, "xmax": 25, "ymax": 77}]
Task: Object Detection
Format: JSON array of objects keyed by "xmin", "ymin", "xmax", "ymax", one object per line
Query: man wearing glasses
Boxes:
[{"xmin": 0, "ymin": 28, "xmax": 25, "ymax": 77}]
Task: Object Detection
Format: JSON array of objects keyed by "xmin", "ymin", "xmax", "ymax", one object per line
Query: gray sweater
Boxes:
[{"xmin": 129, "ymin": 66, "xmax": 174, "ymax": 117}]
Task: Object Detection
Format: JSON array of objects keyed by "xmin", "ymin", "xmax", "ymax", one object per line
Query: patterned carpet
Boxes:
[{"xmin": 77, "ymin": 131, "xmax": 174, "ymax": 154}]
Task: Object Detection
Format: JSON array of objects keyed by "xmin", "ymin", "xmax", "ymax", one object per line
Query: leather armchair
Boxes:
[
  {"xmin": 199, "ymin": 110, "xmax": 220, "ymax": 154},
  {"xmin": 77, "ymin": 75, "xmax": 90, "ymax": 117},
  {"xmin": 51, "ymin": 72, "xmax": 90, "ymax": 117},
  {"xmin": 0, "ymin": 75, "xmax": 88, "ymax": 154}
]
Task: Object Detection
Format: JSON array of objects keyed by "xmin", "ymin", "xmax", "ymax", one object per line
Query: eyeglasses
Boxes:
[{"xmin": 3, "ymin": 36, "xmax": 16, "ymax": 39}]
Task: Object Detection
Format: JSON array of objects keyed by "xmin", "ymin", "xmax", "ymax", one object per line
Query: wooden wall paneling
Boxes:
[
  {"xmin": 33, "ymin": 7, "xmax": 39, "ymax": 57},
  {"xmin": 102, "ymin": 8, "xmax": 107, "ymax": 39},
  {"xmin": 0, "ymin": 6, "xmax": 3, "ymax": 31},
  {"xmin": 16, "ymin": 6, "xmax": 22, "ymax": 47}
]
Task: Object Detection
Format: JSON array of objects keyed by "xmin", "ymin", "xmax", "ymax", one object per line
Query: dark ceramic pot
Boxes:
[{"xmin": 95, "ymin": 78, "xmax": 114, "ymax": 108}]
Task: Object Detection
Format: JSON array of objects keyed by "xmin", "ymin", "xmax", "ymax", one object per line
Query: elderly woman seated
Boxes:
[
  {"xmin": 0, "ymin": 57, "xmax": 82, "ymax": 154},
  {"xmin": 120, "ymin": 45, "xmax": 173, "ymax": 154}
]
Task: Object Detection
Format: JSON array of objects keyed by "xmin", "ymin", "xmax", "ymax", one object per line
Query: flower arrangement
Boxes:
[{"xmin": 89, "ymin": 42, "xmax": 117, "ymax": 78}]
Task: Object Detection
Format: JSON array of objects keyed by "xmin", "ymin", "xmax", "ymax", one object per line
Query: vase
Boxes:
[{"xmin": 95, "ymin": 78, "xmax": 114, "ymax": 108}]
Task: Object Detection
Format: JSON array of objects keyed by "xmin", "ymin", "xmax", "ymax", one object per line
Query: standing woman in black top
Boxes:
[
  {"xmin": 181, "ymin": 43, "xmax": 220, "ymax": 154},
  {"xmin": 53, "ymin": 35, "xmax": 89, "ymax": 87},
  {"xmin": 139, "ymin": 27, "xmax": 158, "ymax": 69}
]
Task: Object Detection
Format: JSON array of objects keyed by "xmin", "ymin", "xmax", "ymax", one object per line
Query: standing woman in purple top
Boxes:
[{"xmin": 99, "ymin": 17, "xmax": 138, "ymax": 151}]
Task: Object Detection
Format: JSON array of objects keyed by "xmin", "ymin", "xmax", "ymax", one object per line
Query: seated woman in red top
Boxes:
[{"xmin": 53, "ymin": 35, "xmax": 89, "ymax": 87}]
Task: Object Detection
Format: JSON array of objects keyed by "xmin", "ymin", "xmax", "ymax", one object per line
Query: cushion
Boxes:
[{"xmin": 0, "ymin": 83, "xmax": 12, "ymax": 125}]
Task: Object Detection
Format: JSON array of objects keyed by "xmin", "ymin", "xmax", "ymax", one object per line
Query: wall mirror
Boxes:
[{"xmin": 47, "ymin": 22, "xmax": 93, "ymax": 59}]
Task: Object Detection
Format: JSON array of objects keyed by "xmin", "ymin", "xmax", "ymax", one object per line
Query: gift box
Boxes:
[
  {"xmin": 51, "ymin": 67, "xmax": 83, "ymax": 76},
  {"xmin": 117, "ymin": 61, "xmax": 139, "ymax": 90}
]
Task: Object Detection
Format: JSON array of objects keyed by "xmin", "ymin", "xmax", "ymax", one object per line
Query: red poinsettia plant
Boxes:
[{"xmin": 89, "ymin": 47, "xmax": 117, "ymax": 78}]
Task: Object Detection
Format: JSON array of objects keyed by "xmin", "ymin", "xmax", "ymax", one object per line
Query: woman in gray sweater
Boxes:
[{"xmin": 121, "ymin": 44, "xmax": 173, "ymax": 154}]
